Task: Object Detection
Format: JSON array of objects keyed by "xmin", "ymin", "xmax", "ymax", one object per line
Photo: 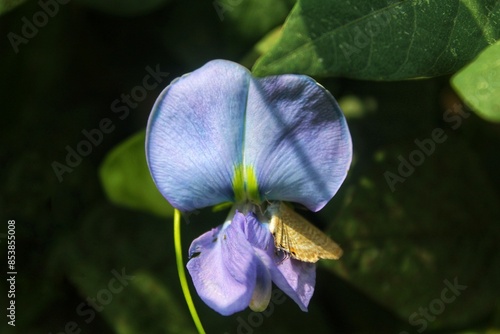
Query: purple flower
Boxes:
[
  {"xmin": 186, "ymin": 209, "xmax": 316, "ymax": 315},
  {"xmin": 146, "ymin": 60, "xmax": 352, "ymax": 315}
]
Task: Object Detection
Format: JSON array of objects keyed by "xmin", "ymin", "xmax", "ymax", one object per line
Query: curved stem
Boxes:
[{"xmin": 174, "ymin": 209, "xmax": 206, "ymax": 334}]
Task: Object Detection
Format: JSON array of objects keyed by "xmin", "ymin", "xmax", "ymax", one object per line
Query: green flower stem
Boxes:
[{"xmin": 174, "ymin": 209, "xmax": 206, "ymax": 334}]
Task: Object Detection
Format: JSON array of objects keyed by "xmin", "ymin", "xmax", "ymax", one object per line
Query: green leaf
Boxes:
[
  {"xmin": 99, "ymin": 130, "xmax": 173, "ymax": 217},
  {"xmin": 0, "ymin": 0, "xmax": 26, "ymax": 15},
  {"xmin": 253, "ymin": 0, "xmax": 500, "ymax": 80},
  {"xmin": 451, "ymin": 41, "xmax": 500, "ymax": 122},
  {"xmin": 74, "ymin": 0, "xmax": 170, "ymax": 16}
]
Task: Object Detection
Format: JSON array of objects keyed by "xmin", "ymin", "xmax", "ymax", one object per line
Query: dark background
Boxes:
[{"xmin": 1, "ymin": 1, "xmax": 499, "ymax": 333}]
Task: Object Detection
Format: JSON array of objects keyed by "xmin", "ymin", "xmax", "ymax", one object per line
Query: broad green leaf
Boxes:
[
  {"xmin": 253, "ymin": 0, "xmax": 500, "ymax": 80},
  {"xmin": 74, "ymin": 0, "xmax": 170, "ymax": 16},
  {"xmin": 0, "ymin": 0, "xmax": 26, "ymax": 15},
  {"xmin": 99, "ymin": 130, "xmax": 173, "ymax": 217},
  {"xmin": 451, "ymin": 41, "xmax": 500, "ymax": 122}
]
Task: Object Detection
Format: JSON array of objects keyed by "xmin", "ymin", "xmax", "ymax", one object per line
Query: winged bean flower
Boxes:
[{"xmin": 146, "ymin": 60, "xmax": 352, "ymax": 315}]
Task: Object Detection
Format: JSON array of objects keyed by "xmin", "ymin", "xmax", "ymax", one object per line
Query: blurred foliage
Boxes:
[
  {"xmin": 0, "ymin": 0, "xmax": 26, "ymax": 15},
  {"xmin": 213, "ymin": 0, "xmax": 294, "ymax": 41},
  {"xmin": 1, "ymin": 0, "xmax": 500, "ymax": 333},
  {"xmin": 74, "ymin": 0, "xmax": 171, "ymax": 17},
  {"xmin": 99, "ymin": 130, "xmax": 174, "ymax": 218},
  {"xmin": 327, "ymin": 136, "xmax": 500, "ymax": 329},
  {"xmin": 452, "ymin": 40, "xmax": 500, "ymax": 122}
]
